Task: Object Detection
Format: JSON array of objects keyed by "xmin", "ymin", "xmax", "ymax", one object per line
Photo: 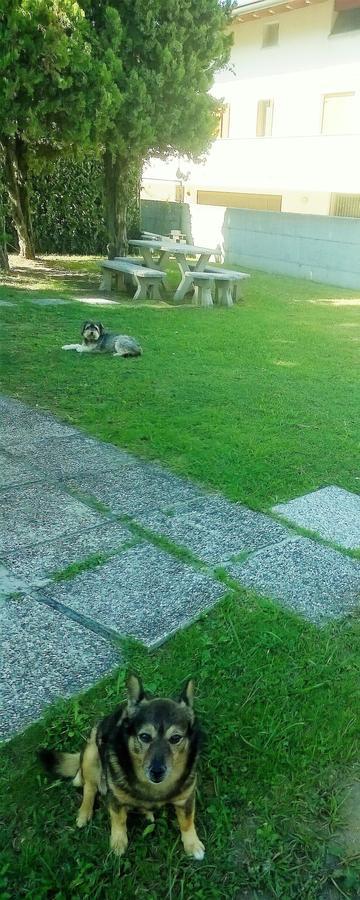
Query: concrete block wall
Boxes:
[
  {"xmin": 140, "ymin": 199, "xmax": 360, "ymax": 290},
  {"xmin": 224, "ymin": 208, "xmax": 360, "ymax": 290}
]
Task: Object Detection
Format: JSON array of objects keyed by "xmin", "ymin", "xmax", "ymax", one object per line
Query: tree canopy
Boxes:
[
  {"xmin": 0, "ymin": 0, "xmax": 232, "ymax": 258},
  {"xmin": 0, "ymin": 0, "xmax": 121, "ymax": 256}
]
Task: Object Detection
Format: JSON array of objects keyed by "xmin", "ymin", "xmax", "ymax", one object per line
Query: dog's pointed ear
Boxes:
[
  {"xmin": 178, "ymin": 678, "xmax": 195, "ymax": 709},
  {"xmin": 126, "ymin": 673, "xmax": 145, "ymax": 712},
  {"xmin": 81, "ymin": 321, "xmax": 88, "ymax": 334},
  {"xmin": 96, "ymin": 322, "xmax": 104, "ymax": 335}
]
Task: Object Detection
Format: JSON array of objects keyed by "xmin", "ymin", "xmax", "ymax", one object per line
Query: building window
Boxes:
[
  {"xmin": 256, "ymin": 99, "xmax": 274, "ymax": 137},
  {"xmin": 216, "ymin": 104, "xmax": 230, "ymax": 139},
  {"xmin": 321, "ymin": 92, "xmax": 356, "ymax": 134},
  {"xmin": 331, "ymin": 0, "xmax": 360, "ymax": 34},
  {"xmin": 330, "ymin": 193, "xmax": 360, "ymax": 217},
  {"xmin": 262, "ymin": 23, "xmax": 279, "ymax": 47}
]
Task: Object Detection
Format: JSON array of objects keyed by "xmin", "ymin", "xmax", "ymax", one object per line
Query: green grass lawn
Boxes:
[{"xmin": 1, "ymin": 257, "xmax": 360, "ymax": 898}]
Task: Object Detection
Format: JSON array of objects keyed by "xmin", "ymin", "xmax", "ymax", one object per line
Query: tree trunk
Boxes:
[
  {"xmin": 0, "ymin": 243, "xmax": 9, "ymax": 272},
  {"xmin": 2, "ymin": 137, "xmax": 36, "ymax": 259},
  {"xmin": 103, "ymin": 150, "xmax": 141, "ymax": 259}
]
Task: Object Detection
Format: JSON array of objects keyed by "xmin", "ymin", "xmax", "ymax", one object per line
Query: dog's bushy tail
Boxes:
[{"xmin": 38, "ymin": 748, "xmax": 81, "ymax": 780}]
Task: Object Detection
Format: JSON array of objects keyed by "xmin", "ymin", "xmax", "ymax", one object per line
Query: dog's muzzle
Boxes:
[{"xmin": 148, "ymin": 761, "xmax": 167, "ymax": 783}]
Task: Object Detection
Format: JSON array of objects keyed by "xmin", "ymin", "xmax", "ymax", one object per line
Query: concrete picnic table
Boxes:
[{"xmin": 129, "ymin": 238, "xmax": 215, "ymax": 302}]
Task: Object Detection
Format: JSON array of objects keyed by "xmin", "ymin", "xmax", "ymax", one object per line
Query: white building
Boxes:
[{"xmin": 142, "ymin": 0, "xmax": 360, "ymax": 217}]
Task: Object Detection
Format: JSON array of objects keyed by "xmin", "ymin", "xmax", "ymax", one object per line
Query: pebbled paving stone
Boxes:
[
  {"xmin": 0, "ymin": 564, "xmax": 26, "ymax": 602},
  {"xmin": 9, "ymin": 434, "xmax": 137, "ymax": 478},
  {"xmin": 71, "ymin": 463, "xmax": 205, "ymax": 515},
  {"xmin": 0, "ymin": 595, "xmax": 120, "ymax": 741},
  {"xmin": 136, "ymin": 496, "xmax": 291, "ymax": 564},
  {"xmin": 0, "ymin": 452, "xmax": 43, "ymax": 488},
  {"xmin": 0, "ymin": 396, "xmax": 78, "ymax": 452},
  {"xmin": 30, "ymin": 298, "xmax": 70, "ymax": 306},
  {"xmin": 38, "ymin": 544, "xmax": 226, "ymax": 647},
  {"xmin": 3, "ymin": 521, "xmax": 134, "ymax": 588},
  {"xmin": 1, "ymin": 483, "xmax": 104, "ymax": 553},
  {"xmin": 273, "ymin": 485, "xmax": 360, "ymax": 550},
  {"xmin": 227, "ymin": 537, "xmax": 360, "ymax": 625}
]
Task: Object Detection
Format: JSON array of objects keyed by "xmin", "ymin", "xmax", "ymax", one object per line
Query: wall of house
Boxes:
[
  {"xmin": 142, "ymin": 0, "xmax": 360, "ymax": 215},
  {"xmin": 140, "ymin": 199, "xmax": 360, "ymax": 289}
]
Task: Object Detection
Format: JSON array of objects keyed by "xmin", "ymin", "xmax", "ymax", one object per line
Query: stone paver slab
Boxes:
[
  {"xmin": 273, "ymin": 486, "xmax": 360, "ymax": 550},
  {"xmin": 0, "ymin": 396, "xmax": 78, "ymax": 451},
  {"xmin": 39, "ymin": 544, "xmax": 225, "ymax": 646},
  {"xmin": 30, "ymin": 298, "xmax": 70, "ymax": 306},
  {"xmin": 72, "ymin": 464, "xmax": 205, "ymax": 515},
  {"xmin": 0, "ymin": 565, "xmax": 25, "ymax": 602},
  {"xmin": 9, "ymin": 434, "xmax": 136, "ymax": 477},
  {"xmin": 0, "ymin": 452, "xmax": 42, "ymax": 488},
  {"xmin": 136, "ymin": 496, "xmax": 291, "ymax": 563},
  {"xmin": 0, "ymin": 596, "xmax": 119, "ymax": 741},
  {"xmin": 227, "ymin": 537, "xmax": 360, "ymax": 624},
  {"xmin": 3, "ymin": 521, "xmax": 134, "ymax": 588},
  {"xmin": 0, "ymin": 483, "xmax": 104, "ymax": 553}
]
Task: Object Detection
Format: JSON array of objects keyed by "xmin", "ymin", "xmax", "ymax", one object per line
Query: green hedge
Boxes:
[
  {"xmin": 31, "ymin": 157, "xmax": 108, "ymax": 255},
  {"xmin": 6, "ymin": 156, "xmax": 140, "ymax": 256}
]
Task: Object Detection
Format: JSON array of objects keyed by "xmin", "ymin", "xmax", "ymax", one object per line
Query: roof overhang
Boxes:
[{"xmin": 231, "ymin": 0, "xmax": 328, "ymax": 21}]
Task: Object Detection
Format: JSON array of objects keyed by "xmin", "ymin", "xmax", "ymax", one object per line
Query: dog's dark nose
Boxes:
[{"xmin": 149, "ymin": 761, "xmax": 167, "ymax": 783}]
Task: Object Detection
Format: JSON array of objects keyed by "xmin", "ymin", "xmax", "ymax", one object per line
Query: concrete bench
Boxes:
[
  {"xmin": 204, "ymin": 266, "xmax": 250, "ymax": 304},
  {"xmin": 100, "ymin": 258, "xmax": 166, "ymax": 301},
  {"xmin": 178, "ymin": 270, "xmax": 228, "ymax": 307}
]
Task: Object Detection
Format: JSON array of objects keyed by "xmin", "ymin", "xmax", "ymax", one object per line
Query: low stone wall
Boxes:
[{"xmin": 140, "ymin": 199, "xmax": 360, "ymax": 290}]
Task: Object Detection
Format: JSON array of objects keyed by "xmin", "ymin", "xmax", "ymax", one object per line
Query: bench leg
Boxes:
[
  {"xmin": 234, "ymin": 282, "xmax": 244, "ymax": 302},
  {"xmin": 147, "ymin": 280, "xmax": 165, "ymax": 301},
  {"xmin": 193, "ymin": 279, "xmax": 213, "ymax": 308},
  {"xmin": 115, "ymin": 271, "xmax": 126, "ymax": 292},
  {"xmin": 100, "ymin": 269, "xmax": 112, "ymax": 291},
  {"xmin": 216, "ymin": 281, "xmax": 233, "ymax": 307},
  {"xmin": 133, "ymin": 275, "xmax": 148, "ymax": 301},
  {"xmin": 174, "ymin": 273, "xmax": 194, "ymax": 302}
]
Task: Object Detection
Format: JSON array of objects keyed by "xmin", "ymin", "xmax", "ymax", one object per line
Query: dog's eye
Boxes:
[
  {"xmin": 138, "ymin": 732, "xmax": 152, "ymax": 744},
  {"xmin": 169, "ymin": 734, "xmax": 182, "ymax": 745}
]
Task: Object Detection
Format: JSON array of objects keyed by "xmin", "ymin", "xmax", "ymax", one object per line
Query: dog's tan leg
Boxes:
[
  {"xmin": 77, "ymin": 781, "xmax": 98, "ymax": 828},
  {"xmin": 109, "ymin": 802, "xmax": 129, "ymax": 856},
  {"xmin": 76, "ymin": 729, "xmax": 101, "ymax": 828},
  {"xmin": 174, "ymin": 792, "xmax": 205, "ymax": 860}
]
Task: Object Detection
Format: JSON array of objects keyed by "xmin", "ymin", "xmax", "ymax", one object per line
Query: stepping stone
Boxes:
[
  {"xmin": 0, "ymin": 452, "xmax": 43, "ymax": 488},
  {"xmin": 9, "ymin": 434, "xmax": 136, "ymax": 478},
  {"xmin": 0, "ymin": 300, "xmax": 14, "ymax": 307},
  {"xmin": 273, "ymin": 486, "xmax": 360, "ymax": 550},
  {"xmin": 72, "ymin": 463, "xmax": 205, "ymax": 515},
  {"xmin": 0, "ymin": 595, "xmax": 119, "ymax": 741},
  {"xmin": 30, "ymin": 298, "xmax": 69, "ymax": 306},
  {"xmin": 76, "ymin": 297, "xmax": 119, "ymax": 305},
  {"xmin": 136, "ymin": 497, "xmax": 291, "ymax": 564},
  {"xmin": 3, "ymin": 521, "xmax": 133, "ymax": 588},
  {"xmin": 0, "ymin": 564, "xmax": 25, "ymax": 602},
  {"xmin": 0, "ymin": 395, "xmax": 78, "ymax": 452},
  {"xmin": 227, "ymin": 537, "xmax": 360, "ymax": 625},
  {"xmin": 38, "ymin": 544, "xmax": 225, "ymax": 647},
  {"xmin": 0, "ymin": 483, "xmax": 104, "ymax": 553}
]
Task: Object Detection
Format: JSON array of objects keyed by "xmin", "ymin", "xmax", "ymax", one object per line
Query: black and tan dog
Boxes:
[{"xmin": 38, "ymin": 674, "xmax": 204, "ymax": 860}]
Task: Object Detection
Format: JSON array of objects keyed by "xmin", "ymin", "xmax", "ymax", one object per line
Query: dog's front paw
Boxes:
[
  {"xmin": 182, "ymin": 835, "xmax": 205, "ymax": 861},
  {"xmin": 76, "ymin": 808, "xmax": 93, "ymax": 828},
  {"xmin": 110, "ymin": 830, "xmax": 128, "ymax": 856}
]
